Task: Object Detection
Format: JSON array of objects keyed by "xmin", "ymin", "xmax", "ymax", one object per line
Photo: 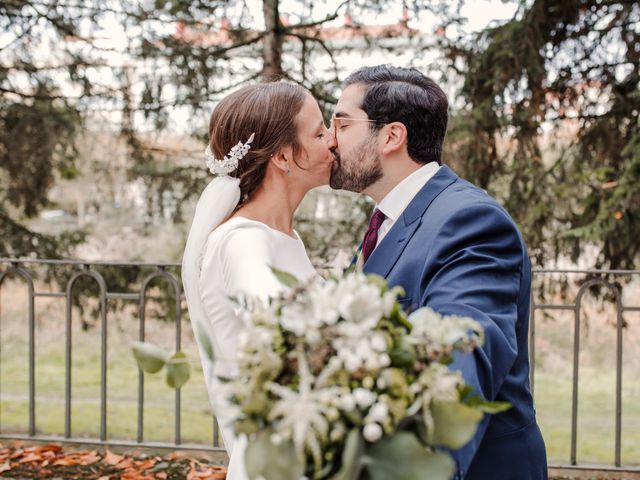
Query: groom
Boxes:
[{"xmin": 329, "ymin": 65, "xmax": 548, "ymax": 479}]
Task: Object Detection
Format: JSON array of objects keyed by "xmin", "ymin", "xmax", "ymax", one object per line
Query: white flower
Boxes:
[
  {"xmin": 367, "ymin": 402, "xmax": 389, "ymax": 423},
  {"xmin": 379, "ymin": 353, "xmax": 391, "ymax": 367},
  {"xmin": 271, "ymin": 432, "xmax": 284, "ymax": 445},
  {"xmin": 362, "ymin": 376, "xmax": 374, "ymax": 390},
  {"xmin": 353, "ymin": 388, "xmax": 376, "ymax": 408},
  {"xmin": 418, "ymin": 364, "xmax": 463, "ymax": 402},
  {"xmin": 363, "ymin": 423, "xmax": 383, "ymax": 442},
  {"xmin": 339, "ymin": 393, "xmax": 356, "ymax": 411},
  {"xmin": 408, "ymin": 307, "xmax": 482, "ymax": 354},
  {"xmin": 356, "ymin": 338, "xmax": 374, "ymax": 359},
  {"xmin": 306, "ymin": 328, "xmax": 322, "ymax": 345},
  {"xmin": 330, "ymin": 422, "xmax": 347, "ymax": 442},
  {"xmin": 364, "ymin": 354, "xmax": 380, "ymax": 371},
  {"xmin": 382, "ymin": 291, "xmax": 397, "ymax": 316},
  {"xmin": 370, "ymin": 333, "xmax": 387, "ymax": 352},
  {"xmin": 267, "ymin": 354, "xmax": 336, "ymax": 468},
  {"xmin": 209, "ymin": 378, "xmax": 243, "ymax": 421},
  {"xmin": 342, "ymin": 351, "xmax": 362, "ymax": 373},
  {"xmin": 309, "ymin": 280, "xmax": 341, "ymax": 326},
  {"xmin": 336, "ymin": 274, "xmax": 384, "ymax": 329},
  {"xmin": 279, "ymin": 302, "xmax": 310, "ymax": 336}
]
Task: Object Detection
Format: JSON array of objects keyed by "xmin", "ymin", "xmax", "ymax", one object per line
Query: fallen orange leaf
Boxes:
[
  {"xmin": 77, "ymin": 450, "xmax": 102, "ymax": 465},
  {"xmin": 52, "ymin": 456, "xmax": 79, "ymax": 466},
  {"xmin": 17, "ymin": 453, "xmax": 43, "ymax": 464},
  {"xmin": 187, "ymin": 462, "xmax": 225, "ymax": 480},
  {"xmin": 134, "ymin": 458, "xmax": 156, "ymax": 470},
  {"xmin": 9, "ymin": 449, "xmax": 24, "ymax": 459},
  {"xmin": 121, "ymin": 471, "xmax": 155, "ymax": 480},
  {"xmin": 104, "ymin": 449, "xmax": 125, "ymax": 466},
  {"xmin": 115, "ymin": 457, "xmax": 134, "ymax": 469},
  {"xmin": 36, "ymin": 444, "xmax": 63, "ymax": 453}
]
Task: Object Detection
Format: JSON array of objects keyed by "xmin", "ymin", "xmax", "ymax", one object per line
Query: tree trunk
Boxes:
[{"xmin": 262, "ymin": 0, "xmax": 284, "ymax": 80}]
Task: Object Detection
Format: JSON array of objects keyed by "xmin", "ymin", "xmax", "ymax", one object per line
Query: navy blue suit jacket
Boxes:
[{"xmin": 362, "ymin": 166, "xmax": 547, "ymax": 480}]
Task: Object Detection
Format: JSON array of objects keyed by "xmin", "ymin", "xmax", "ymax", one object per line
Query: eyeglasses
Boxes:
[{"xmin": 329, "ymin": 115, "xmax": 383, "ymax": 136}]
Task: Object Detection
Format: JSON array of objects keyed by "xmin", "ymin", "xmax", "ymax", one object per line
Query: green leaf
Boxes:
[
  {"xmin": 464, "ymin": 394, "xmax": 512, "ymax": 414},
  {"xmin": 245, "ymin": 430, "xmax": 304, "ymax": 480},
  {"xmin": 389, "ymin": 346, "xmax": 416, "ymax": 368},
  {"xmin": 430, "ymin": 400, "xmax": 484, "ymax": 449},
  {"xmin": 365, "ymin": 273, "xmax": 387, "ymax": 290},
  {"xmin": 344, "ymin": 261, "xmax": 358, "ymax": 275},
  {"xmin": 192, "ymin": 320, "xmax": 215, "ymax": 362},
  {"xmin": 270, "ymin": 267, "xmax": 300, "ymax": 288},
  {"xmin": 363, "ymin": 432, "xmax": 455, "ymax": 480},
  {"xmin": 329, "ymin": 429, "xmax": 365, "ymax": 480},
  {"xmin": 131, "ymin": 341, "xmax": 169, "ymax": 374},
  {"xmin": 165, "ymin": 351, "xmax": 191, "ymax": 389}
]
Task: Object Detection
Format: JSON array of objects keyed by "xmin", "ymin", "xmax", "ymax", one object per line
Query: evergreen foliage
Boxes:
[{"xmin": 442, "ymin": 0, "xmax": 639, "ymax": 268}]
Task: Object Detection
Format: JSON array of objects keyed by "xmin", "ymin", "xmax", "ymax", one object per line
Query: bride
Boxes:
[{"xmin": 181, "ymin": 81, "xmax": 335, "ymax": 479}]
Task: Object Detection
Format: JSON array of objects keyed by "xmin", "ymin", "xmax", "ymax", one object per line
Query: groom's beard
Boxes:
[{"xmin": 329, "ymin": 142, "xmax": 383, "ymax": 192}]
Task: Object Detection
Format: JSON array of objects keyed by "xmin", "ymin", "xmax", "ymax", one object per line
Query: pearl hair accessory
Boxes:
[{"xmin": 205, "ymin": 132, "xmax": 255, "ymax": 175}]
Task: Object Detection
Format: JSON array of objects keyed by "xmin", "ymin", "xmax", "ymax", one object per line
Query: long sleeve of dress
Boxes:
[
  {"xmin": 198, "ymin": 225, "xmax": 283, "ymax": 454},
  {"xmin": 195, "ymin": 220, "xmax": 316, "ymax": 480}
]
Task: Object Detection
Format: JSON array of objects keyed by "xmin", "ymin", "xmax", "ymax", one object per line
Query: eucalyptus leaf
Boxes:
[
  {"xmin": 365, "ymin": 273, "xmax": 387, "ymax": 290},
  {"xmin": 329, "ymin": 429, "xmax": 365, "ymax": 480},
  {"xmin": 431, "ymin": 400, "xmax": 483, "ymax": 449},
  {"xmin": 165, "ymin": 351, "xmax": 191, "ymax": 389},
  {"xmin": 270, "ymin": 267, "xmax": 300, "ymax": 288},
  {"xmin": 245, "ymin": 430, "xmax": 304, "ymax": 480},
  {"xmin": 192, "ymin": 320, "xmax": 215, "ymax": 362},
  {"xmin": 389, "ymin": 346, "xmax": 416, "ymax": 368},
  {"xmin": 363, "ymin": 432, "xmax": 455, "ymax": 480},
  {"xmin": 464, "ymin": 395, "xmax": 511, "ymax": 414},
  {"xmin": 131, "ymin": 341, "xmax": 169, "ymax": 374}
]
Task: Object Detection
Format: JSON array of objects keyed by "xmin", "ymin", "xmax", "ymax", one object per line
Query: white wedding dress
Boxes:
[{"xmin": 196, "ymin": 216, "xmax": 316, "ymax": 480}]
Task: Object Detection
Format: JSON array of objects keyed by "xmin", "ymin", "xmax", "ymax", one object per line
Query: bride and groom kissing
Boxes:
[{"xmin": 182, "ymin": 65, "xmax": 548, "ymax": 480}]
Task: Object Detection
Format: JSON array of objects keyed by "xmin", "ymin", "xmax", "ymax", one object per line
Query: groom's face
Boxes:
[{"xmin": 329, "ymin": 84, "xmax": 383, "ymax": 193}]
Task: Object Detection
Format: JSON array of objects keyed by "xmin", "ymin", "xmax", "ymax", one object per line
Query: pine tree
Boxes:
[
  {"xmin": 441, "ymin": 0, "xmax": 639, "ymax": 268},
  {"xmin": 1, "ymin": 0, "xmax": 418, "ymax": 258}
]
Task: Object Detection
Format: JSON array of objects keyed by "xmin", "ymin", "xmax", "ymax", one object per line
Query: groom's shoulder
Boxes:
[
  {"xmin": 428, "ymin": 175, "xmax": 520, "ymax": 232},
  {"xmin": 436, "ymin": 174, "xmax": 502, "ymax": 211}
]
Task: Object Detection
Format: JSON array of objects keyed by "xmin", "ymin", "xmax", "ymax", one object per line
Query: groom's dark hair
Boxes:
[{"xmin": 343, "ymin": 65, "xmax": 448, "ymax": 165}]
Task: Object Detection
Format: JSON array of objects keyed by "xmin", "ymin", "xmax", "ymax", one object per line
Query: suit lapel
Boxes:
[{"xmin": 363, "ymin": 165, "xmax": 458, "ymax": 278}]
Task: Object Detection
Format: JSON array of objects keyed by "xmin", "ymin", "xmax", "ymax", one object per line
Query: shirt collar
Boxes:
[{"xmin": 376, "ymin": 162, "xmax": 441, "ymax": 223}]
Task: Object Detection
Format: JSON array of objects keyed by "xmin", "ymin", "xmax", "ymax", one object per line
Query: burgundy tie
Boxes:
[{"xmin": 361, "ymin": 209, "xmax": 386, "ymax": 263}]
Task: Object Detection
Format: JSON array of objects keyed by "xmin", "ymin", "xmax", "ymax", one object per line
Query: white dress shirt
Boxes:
[{"xmin": 375, "ymin": 162, "xmax": 441, "ymax": 248}]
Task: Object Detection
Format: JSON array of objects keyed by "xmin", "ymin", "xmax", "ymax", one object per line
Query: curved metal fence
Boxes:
[{"xmin": 1, "ymin": 258, "xmax": 639, "ymax": 474}]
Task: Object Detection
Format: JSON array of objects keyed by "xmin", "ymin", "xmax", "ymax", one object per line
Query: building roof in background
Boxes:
[{"xmin": 174, "ymin": 11, "xmax": 429, "ymax": 47}]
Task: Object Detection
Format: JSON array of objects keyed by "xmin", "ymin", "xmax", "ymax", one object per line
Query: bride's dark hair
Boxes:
[{"xmin": 208, "ymin": 82, "xmax": 308, "ymax": 207}]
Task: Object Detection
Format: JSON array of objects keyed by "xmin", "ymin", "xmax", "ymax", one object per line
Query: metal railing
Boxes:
[
  {"xmin": 0, "ymin": 257, "xmax": 220, "ymax": 452},
  {"xmin": 0, "ymin": 258, "xmax": 639, "ymax": 471},
  {"xmin": 529, "ymin": 268, "xmax": 640, "ymax": 471}
]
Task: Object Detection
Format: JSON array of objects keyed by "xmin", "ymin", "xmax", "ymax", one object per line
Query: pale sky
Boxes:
[{"xmin": 0, "ymin": 0, "xmax": 519, "ymax": 135}]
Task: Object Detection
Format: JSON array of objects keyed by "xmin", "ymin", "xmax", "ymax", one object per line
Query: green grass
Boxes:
[
  {"xmin": 0, "ymin": 322, "xmax": 217, "ymax": 446},
  {"xmin": 534, "ymin": 369, "xmax": 640, "ymax": 467}
]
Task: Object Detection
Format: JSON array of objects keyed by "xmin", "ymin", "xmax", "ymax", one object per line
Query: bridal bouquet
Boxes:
[{"xmin": 203, "ymin": 271, "xmax": 509, "ymax": 480}]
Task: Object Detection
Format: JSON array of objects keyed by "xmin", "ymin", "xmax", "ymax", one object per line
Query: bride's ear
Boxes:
[{"xmin": 270, "ymin": 146, "xmax": 293, "ymax": 175}]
